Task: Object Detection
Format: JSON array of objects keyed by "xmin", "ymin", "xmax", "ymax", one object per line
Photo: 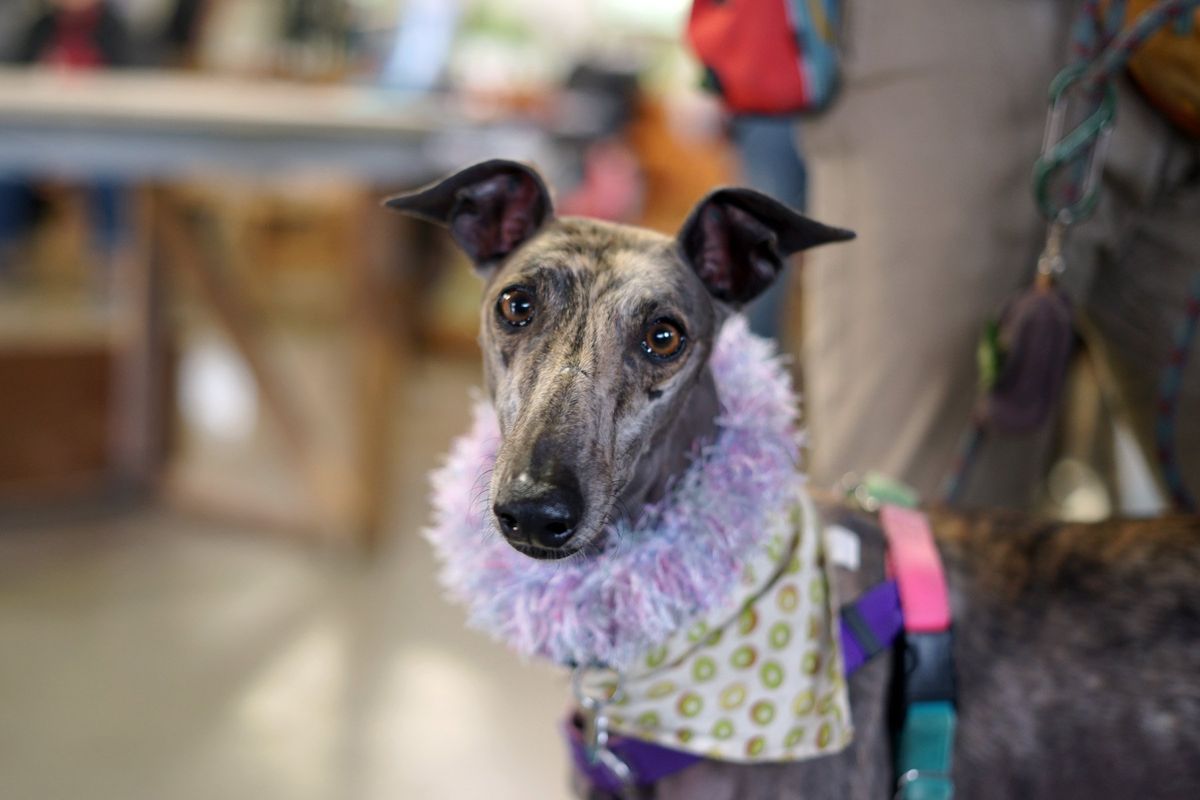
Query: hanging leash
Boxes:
[{"xmin": 943, "ymin": 0, "xmax": 1200, "ymax": 510}]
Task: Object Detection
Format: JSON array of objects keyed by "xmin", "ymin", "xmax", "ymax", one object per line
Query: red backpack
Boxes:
[{"xmin": 687, "ymin": 0, "xmax": 842, "ymax": 115}]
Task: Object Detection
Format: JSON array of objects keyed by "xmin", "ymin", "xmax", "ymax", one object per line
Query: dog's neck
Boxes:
[
  {"xmin": 425, "ymin": 317, "xmax": 803, "ymax": 668},
  {"xmin": 617, "ymin": 367, "xmax": 721, "ymax": 514}
]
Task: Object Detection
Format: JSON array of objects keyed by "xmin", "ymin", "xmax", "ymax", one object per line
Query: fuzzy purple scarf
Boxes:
[{"xmin": 425, "ymin": 316, "xmax": 802, "ymax": 671}]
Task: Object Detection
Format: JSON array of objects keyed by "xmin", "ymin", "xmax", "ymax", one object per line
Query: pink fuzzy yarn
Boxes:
[{"xmin": 424, "ymin": 316, "xmax": 803, "ymax": 670}]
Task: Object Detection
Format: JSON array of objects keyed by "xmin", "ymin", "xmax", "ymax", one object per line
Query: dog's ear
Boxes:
[
  {"xmin": 677, "ymin": 188, "xmax": 854, "ymax": 306},
  {"xmin": 383, "ymin": 159, "xmax": 553, "ymax": 272}
]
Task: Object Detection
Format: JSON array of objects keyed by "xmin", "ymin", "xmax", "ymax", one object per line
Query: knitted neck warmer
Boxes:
[{"xmin": 424, "ymin": 316, "xmax": 803, "ymax": 672}]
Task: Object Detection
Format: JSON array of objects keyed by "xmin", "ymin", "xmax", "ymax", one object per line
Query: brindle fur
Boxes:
[
  {"xmin": 387, "ymin": 162, "xmax": 1200, "ymax": 799},
  {"xmin": 657, "ymin": 506, "xmax": 1200, "ymax": 800}
]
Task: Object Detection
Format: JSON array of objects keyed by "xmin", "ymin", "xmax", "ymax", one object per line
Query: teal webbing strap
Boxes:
[{"xmin": 896, "ymin": 700, "xmax": 957, "ymax": 800}]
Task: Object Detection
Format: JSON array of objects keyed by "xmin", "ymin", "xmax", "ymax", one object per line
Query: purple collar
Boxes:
[{"xmin": 566, "ymin": 580, "xmax": 903, "ymax": 794}]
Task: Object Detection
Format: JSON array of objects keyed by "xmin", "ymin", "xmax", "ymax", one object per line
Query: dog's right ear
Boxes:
[{"xmin": 383, "ymin": 159, "xmax": 553, "ymax": 273}]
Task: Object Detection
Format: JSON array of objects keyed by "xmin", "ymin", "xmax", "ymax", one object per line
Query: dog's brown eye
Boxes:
[
  {"xmin": 497, "ymin": 288, "xmax": 534, "ymax": 327},
  {"xmin": 642, "ymin": 319, "xmax": 686, "ymax": 360}
]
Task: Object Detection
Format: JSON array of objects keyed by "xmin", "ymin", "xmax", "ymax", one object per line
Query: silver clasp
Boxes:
[
  {"xmin": 894, "ymin": 768, "xmax": 953, "ymax": 800},
  {"xmin": 1036, "ymin": 218, "xmax": 1069, "ymax": 283},
  {"xmin": 572, "ymin": 665, "xmax": 638, "ymax": 797}
]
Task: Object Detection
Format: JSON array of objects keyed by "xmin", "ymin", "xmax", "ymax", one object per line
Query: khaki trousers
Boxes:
[{"xmin": 801, "ymin": 0, "xmax": 1200, "ymax": 508}]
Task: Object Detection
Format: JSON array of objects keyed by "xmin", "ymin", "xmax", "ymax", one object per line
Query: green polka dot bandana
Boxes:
[{"xmin": 610, "ymin": 489, "xmax": 853, "ymax": 763}]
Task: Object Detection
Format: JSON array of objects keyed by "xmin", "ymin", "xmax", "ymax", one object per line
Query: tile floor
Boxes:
[{"xmin": 0, "ymin": 357, "xmax": 573, "ymax": 800}]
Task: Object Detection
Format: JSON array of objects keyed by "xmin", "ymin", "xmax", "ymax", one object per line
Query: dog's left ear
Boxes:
[
  {"xmin": 677, "ymin": 188, "xmax": 855, "ymax": 306},
  {"xmin": 383, "ymin": 159, "xmax": 553, "ymax": 272}
]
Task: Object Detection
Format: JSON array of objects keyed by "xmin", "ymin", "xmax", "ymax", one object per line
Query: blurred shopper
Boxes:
[
  {"xmin": 10, "ymin": 0, "xmax": 131, "ymax": 66},
  {"xmin": 797, "ymin": 1, "xmax": 1200, "ymax": 509},
  {"xmin": 0, "ymin": 0, "xmax": 132, "ymax": 284},
  {"xmin": 729, "ymin": 116, "xmax": 808, "ymax": 338},
  {"xmin": 687, "ymin": 0, "xmax": 840, "ymax": 339}
]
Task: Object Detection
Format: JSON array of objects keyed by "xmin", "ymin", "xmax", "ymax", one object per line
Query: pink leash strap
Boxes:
[{"xmin": 879, "ymin": 504, "xmax": 951, "ymax": 633}]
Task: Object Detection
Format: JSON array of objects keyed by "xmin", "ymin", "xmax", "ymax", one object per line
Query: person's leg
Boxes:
[
  {"xmin": 1087, "ymin": 183, "xmax": 1200, "ymax": 510},
  {"xmin": 88, "ymin": 180, "xmax": 125, "ymax": 254},
  {"xmin": 86, "ymin": 179, "xmax": 129, "ymax": 300},
  {"xmin": 731, "ymin": 115, "xmax": 808, "ymax": 339},
  {"xmin": 1063, "ymin": 83, "xmax": 1200, "ymax": 509},
  {"xmin": 801, "ymin": 0, "xmax": 1074, "ymax": 506},
  {"xmin": 0, "ymin": 178, "xmax": 44, "ymax": 283}
]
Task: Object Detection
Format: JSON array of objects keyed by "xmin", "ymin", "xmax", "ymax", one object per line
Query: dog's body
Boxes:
[
  {"xmin": 389, "ymin": 161, "xmax": 1200, "ymax": 799},
  {"xmin": 659, "ymin": 505, "xmax": 1200, "ymax": 800}
]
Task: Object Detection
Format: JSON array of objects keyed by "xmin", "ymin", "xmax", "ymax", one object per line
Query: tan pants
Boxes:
[{"xmin": 801, "ymin": 0, "xmax": 1200, "ymax": 508}]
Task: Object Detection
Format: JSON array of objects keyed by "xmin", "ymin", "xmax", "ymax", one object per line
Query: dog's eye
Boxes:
[
  {"xmin": 641, "ymin": 319, "xmax": 686, "ymax": 360},
  {"xmin": 497, "ymin": 287, "xmax": 535, "ymax": 327}
]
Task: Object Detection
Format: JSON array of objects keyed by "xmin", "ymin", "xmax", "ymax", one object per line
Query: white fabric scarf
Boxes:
[{"xmin": 602, "ymin": 488, "xmax": 853, "ymax": 762}]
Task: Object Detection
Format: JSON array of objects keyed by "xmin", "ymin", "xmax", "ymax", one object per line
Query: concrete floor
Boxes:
[{"xmin": 0, "ymin": 357, "xmax": 572, "ymax": 800}]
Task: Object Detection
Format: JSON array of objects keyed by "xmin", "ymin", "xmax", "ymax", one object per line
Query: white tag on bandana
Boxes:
[
  {"xmin": 605, "ymin": 488, "xmax": 853, "ymax": 762},
  {"xmin": 826, "ymin": 524, "xmax": 862, "ymax": 572}
]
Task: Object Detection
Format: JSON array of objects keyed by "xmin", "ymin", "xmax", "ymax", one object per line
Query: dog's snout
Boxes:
[{"xmin": 494, "ymin": 476, "xmax": 584, "ymax": 555}]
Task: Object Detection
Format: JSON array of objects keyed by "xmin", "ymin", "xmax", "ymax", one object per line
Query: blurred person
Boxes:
[
  {"xmin": 687, "ymin": 0, "xmax": 836, "ymax": 339},
  {"xmin": 731, "ymin": 116, "xmax": 809, "ymax": 339},
  {"xmin": 783, "ymin": 1, "xmax": 1200, "ymax": 510},
  {"xmin": 0, "ymin": 0, "xmax": 132, "ymax": 285},
  {"xmin": 155, "ymin": 0, "xmax": 209, "ymax": 67},
  {"xmin": 557, "ymin": 62, "xmax": 646, "ymax": 223},
  {"xmin": 10, "ymin": 0, "xmax": 131, "ymax": 66}
]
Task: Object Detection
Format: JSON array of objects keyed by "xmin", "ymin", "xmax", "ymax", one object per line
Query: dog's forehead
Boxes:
[
  {"xmin": 493, "ymin": 217, "xmax": 705, "ymax": 307},
  {"xmin": 535, "ymin": 216, "xmax": 673, "ymax": 258}
]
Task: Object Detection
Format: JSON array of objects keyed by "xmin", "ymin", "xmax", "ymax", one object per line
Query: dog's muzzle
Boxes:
[{"xmin": 493, "ymin": 469, "xmax": 585, "ymax": 558}]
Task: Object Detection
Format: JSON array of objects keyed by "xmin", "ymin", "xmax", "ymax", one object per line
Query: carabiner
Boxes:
[{"xmin": 1032, "ymin": 63, "xmax": 1116, "ymax": 223}]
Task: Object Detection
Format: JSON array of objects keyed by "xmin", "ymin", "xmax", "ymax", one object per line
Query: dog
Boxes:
[{"xmin": 387, "ymin": 160, "xmax": 1200, "ymax": 800}]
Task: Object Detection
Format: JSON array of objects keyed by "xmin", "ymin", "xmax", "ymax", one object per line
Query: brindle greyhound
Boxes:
[{"xmin": 386, "ymin": 160, "xmax": 1200, "ymax": 800}]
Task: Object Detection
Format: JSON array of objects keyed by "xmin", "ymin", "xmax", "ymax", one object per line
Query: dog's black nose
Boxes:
[{"xmin": 494, "ymin": 478, "xmax": 583, "ymax": 553}]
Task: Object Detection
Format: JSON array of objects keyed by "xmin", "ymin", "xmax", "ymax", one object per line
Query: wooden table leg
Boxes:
[
  {"xmin": 114, "ymin": 184, "xmax": 407, "ymax": 549},
  {"xmin": 346, "ymin": 190, "xmax": 408, "ymax": 551},
  {"xmin": 152, "ymin": 186, "xmax": 338, "ymax": 536},
  {"xmin": 107, "ymin": 186, "xmax": 167, "ymax": 497},
  {"xmin": 351, "ymin": 312, "xmax": 397, "ymax": 551}
]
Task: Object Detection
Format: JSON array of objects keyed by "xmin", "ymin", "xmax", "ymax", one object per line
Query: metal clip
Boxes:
[
  {"xmin": 841, "ymin": 471, "xmax": 920, "ymax": 513},
  {"xmin": 583, "ymin": 707, "xmax": 611, "ymax": 764},
  {"xmin": 597, "ymin": 748, "xmax": 637, "ymax": 797},
  {"xmin": 1036, "ymin": 219, "xmax": 1068, "ymax": 282},
  {"xmin": 1033, "ymin": 63, "xmax": 1116, "ymax": 224},
  {"xmin": 572, "ymin": 666, "xmax": 639, "ymax": 797},
  {"xmin": 572, "ymin": 666, "xmax": 621, "ymax": 760},
  {"xmin": 894, "ymin": 768, "xmax": 953, "ymax": 800}
]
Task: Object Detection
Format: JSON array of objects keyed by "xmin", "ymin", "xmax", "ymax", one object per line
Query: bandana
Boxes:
[
  {"xmin": 601, "ymin": 489, "xmax": 852, "ymax": 761},
  {"xmin": 424, "ymin": 316, "xmax": 852, "ymax": 762}
]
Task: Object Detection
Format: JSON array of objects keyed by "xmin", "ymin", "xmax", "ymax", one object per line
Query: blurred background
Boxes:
[
  {"xmin": 0, "ymin": 1, "xmax": 731, "ymax": 798},
  {"xmin": 0, "ymin": 0, "xmax": 1196, "ymax": 798}
]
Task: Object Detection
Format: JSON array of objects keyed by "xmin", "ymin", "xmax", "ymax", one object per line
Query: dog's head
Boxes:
[{"xmin": 386, "ymin": 159, "xmax": 852, "ymax": 559}]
